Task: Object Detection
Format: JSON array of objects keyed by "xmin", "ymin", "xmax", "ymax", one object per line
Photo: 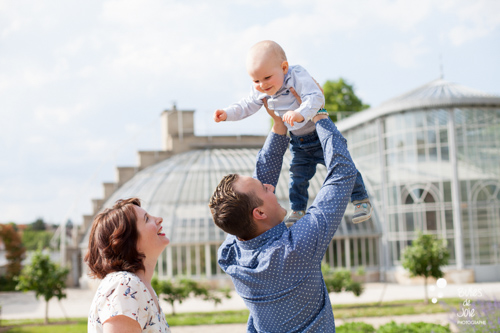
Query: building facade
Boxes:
[
  {"xmin": 78, "ymin": 79, "xmax": 500, "ymax": 286},
  {"xmin": 78, "ymin": 106, "xmax": 380, "ymax": 287},
  {"xmin": 337, "ymin": 79, "xmax": 500, "ymax": 282}
]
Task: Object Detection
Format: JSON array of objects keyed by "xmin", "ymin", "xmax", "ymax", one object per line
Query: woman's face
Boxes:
[{"xmin": 134, "ymin": 205, "xmax": 169, "ymax": 258}]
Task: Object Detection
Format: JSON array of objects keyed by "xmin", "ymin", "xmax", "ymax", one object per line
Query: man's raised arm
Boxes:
[
  {"xmin": 295, "ymin": 114, "xmax": 356, "ymax": 261},
  {"xmin": 252, "ymin": 102, "xmax": 289, "ymax": 187}
]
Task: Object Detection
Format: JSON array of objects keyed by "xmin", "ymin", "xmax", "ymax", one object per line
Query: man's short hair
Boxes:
[{"xmin": 209, "ymin": 174, "xmax": 262, "ymax": 240}]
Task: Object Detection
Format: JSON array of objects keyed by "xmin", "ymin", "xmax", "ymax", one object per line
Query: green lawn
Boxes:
[
  {"xmin": 0, "ymin": 298, "xmax": 463, "ymax": 332},
  {"xmin": 332, "ymin": 298, "xmax": 463, "ymax": 319}
]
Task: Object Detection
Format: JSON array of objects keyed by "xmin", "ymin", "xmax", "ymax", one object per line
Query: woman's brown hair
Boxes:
[{"xmin": 84, "ymin": 198, "xmax": 146, "ymax": 279}]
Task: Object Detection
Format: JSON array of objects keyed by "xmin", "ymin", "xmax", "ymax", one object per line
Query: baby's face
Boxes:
[{"xmin": 247, "ymin": 59, "xmax": 288, "ymax": 96}]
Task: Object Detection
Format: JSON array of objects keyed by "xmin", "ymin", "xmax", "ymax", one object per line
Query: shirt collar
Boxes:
[
  {"xmin": 236, "ymin": 222, "xmax": 287, "ymax": 250},
  {"xmin": 274, "ymin": 70, "xmax": 292, "ymax": 97}
]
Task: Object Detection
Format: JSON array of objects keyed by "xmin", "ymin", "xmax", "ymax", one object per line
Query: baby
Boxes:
[{"xmin": 214, "ymin": 40, "xmax": 372, "ymax": 226}]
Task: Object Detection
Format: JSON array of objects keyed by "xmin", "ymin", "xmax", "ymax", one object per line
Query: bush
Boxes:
[
  {"xmin": 337, "ymin": 322, "xmax": 375, "ymax": 333},
  {"xmin": 152, "ymin": 277, "xmax": 231, "ymax": 316},
  {"xmin": 0, "ymin": 275, "xmax": 18, "ymax": 291},
  {"xmin": 322, "ymin": 264, "xmax": 365, "ymax": 296},
  {"xmin": 377, "ymin": 321, "xmax": 451, "ymax": 333}
]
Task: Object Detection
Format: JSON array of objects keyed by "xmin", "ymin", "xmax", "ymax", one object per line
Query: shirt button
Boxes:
[{"xmin": 300, "ymin": 138, "xmax": 304, "ymax": 142}]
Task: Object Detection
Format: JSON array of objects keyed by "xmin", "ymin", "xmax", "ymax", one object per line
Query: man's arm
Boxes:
[
  {"xmin": 252, "ymin": 103, "xmax": 289, "ymax": 187},
  {"xmin": 293, "ymin": 115, "xmax": 357, "ymax": 261}
]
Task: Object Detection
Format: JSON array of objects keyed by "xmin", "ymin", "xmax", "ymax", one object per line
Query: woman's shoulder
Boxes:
[
  {"xmin": 98, "ymin": 271, "xmax": 143, "ymax": 291},
  {"xmin": 104, "ymin": 271, "xmax": 140, "ymax": 282}
]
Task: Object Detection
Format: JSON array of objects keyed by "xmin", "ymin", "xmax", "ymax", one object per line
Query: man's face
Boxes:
[{"xmin": 234, "ymin": 176, "xmax": 287, "ymax": 225}]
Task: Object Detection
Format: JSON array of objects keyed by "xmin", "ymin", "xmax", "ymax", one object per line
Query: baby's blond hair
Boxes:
[{"xmin": 247, "ymin": 40, "xmax": 287, "ymax": 69}]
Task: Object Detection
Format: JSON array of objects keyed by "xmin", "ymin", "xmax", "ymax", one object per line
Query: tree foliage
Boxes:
[
  {"xmin": 16, "ymin": 250, "xmax": 69, "ymax": 324},
  {"xmin": 401, "ymin": 232, "xmax": 450, "ymax": 304},
  {"xmin": 322, "ymin": 78, "xmax": 369, "ymax": 122},
  {"xmin": 0, "ymin": 223, "xmax": 26, "ymax": 279},
  {"xmin": 29, "ymin": 218, "xmax": 47, "ymax": 231},
  {"xmin": 22, "ymin": 230, "xmax": 54, "ymax": 251},
  {"xmin": 152, "ymin": 277, "xmax": 231, "ymax": 315},
  {"xmin": 321, "ymin": 263, "xmax": 365, "ymax": 297}
]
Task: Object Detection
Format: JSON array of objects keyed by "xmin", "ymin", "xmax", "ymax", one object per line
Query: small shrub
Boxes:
[
  {"xmin": 336, "ymin": 321, "xmax": 375, "ymax": 333},
  {"xmin": 322, "ymin": 263, "xmax": 365, "ymax": 297},
  {"xmin": 0, "ymin": 275, "xmax": 19, "ymax": 291},
  {"xmin": 152, "ymin": 277, "xmax": 231, "ymax": 316}
]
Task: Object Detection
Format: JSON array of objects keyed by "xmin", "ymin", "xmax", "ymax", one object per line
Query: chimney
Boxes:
[{"xmin": 161, "ymin": 104, "xmax": 195, "ymax": 153}]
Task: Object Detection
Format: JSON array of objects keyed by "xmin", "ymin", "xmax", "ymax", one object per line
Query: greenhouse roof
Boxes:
[
  {"xmin": 338, "ymin": 78, "xmax": 500, "ymax": 132},
  {"xmin": 81, "ymin": 148, "xmax": 381, "ymax": 247}
]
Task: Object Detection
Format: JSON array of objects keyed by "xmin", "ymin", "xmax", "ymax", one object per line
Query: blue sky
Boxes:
[{"xmin": 1, "ymin": 0, "xmax": 499, "ymax": 225}]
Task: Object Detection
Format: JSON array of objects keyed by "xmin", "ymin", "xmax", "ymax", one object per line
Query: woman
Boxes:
[{"xmin": 85, "ymin": 198, "xmax": 171, "ymax": 333}]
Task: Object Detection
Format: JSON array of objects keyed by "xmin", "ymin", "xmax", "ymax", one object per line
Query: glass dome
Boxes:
[{"xmin": 82, "ymin": 144, "xmax": 380, "ymax": 280}]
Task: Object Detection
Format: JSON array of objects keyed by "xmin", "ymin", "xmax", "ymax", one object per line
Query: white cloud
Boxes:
[
  {"xmin": 0, "ymin": 0, "xmax": 499, "ymax": 225},
  {"xmin": 34, "ymin": 103, "xmax": 85, "ymax": 126},
  {"xmin": 390, "ymin": 36, "xmax": 430, "ymax": 68},
  {"xmin": 1, "ymin": 17, "xmax": 23, "ymax": 38},
  {"xmin": 25, "ymin": 135, "xmax": 48, "ymax": 145},
  {"xmin": 444, "ymin": 0, "xmax": 500, "ymax": 45},
  {"xmin": 449, "ymin": 25, "xmax": 490, "ymax": 46},
  {"xmin": 375, "ymin": 0, "xmax": 432, "ymax": 31}
]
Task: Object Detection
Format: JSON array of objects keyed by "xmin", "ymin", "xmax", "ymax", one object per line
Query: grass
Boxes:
[
  {"xmin": 0, "ymin": 298, "xmax": 462, "ymax": 332},
  {"xmin": 0, "ymin": 319, "xmax": 86, "ymax": 333},
  {"xmin": 332, "ymin": 298, "xmax": 463, "ymax": 319}
]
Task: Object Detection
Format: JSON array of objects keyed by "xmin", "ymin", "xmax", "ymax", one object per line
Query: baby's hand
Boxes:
[
  {"xmin": 213, "ymin": 109, "xmax": 227, "ymax": 122},
  {"xmin": 282, "ymin": 111, "xmax": 304, "ymax": 127}
]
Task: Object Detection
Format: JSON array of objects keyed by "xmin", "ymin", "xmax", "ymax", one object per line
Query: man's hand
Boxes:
[
  {"xmin": 213, "ymin": 109, "xmax": 227, "ymax": 122},
  {"xmin": 312, "ymin": 114, "xmax": 328, "ymax": 123},
  {"xmin": 282, "ymin": 110, "xmax": 304, "ymax": 127},
  {"xmin": 263, "ymin": 98, "xmax": 287, "ymax": 136},
  {"xmin": 289, "ymin": 87, "xmax": 302, "ymax": 104},
  {"xmin": 289, "ymin": 81, "xmax": 327, "ymax": 124}
]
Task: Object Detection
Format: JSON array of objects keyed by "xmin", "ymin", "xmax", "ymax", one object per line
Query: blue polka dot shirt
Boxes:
[{"xmin": 218, "ymin": 119, "xmax": 357, "ymax": 332}]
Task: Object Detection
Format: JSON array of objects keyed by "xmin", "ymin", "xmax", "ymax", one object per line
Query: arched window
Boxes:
[
  {"xmin": 402, "ymin": 184, "xmax": 441, "ymax": 233},
  {"xmin": 471, "ymin": 181, "xmax": 500, "ymax": 264}
]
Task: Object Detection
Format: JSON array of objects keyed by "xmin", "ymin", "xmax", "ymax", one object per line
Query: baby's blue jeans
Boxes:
[{"xmin": 289, "ymin": 129, "xmax": 368, "ymax": 211}]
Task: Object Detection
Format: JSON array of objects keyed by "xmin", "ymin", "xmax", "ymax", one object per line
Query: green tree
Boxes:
[
  {"xmin": 0, "ymin": 223, "xmax": 26, "ymax": 279},
  {"xmin": 16, "ymin": 250, "xmax": 69, "ymax": 324},
  {"xmin": 401, "ymin": 232, "xmax": 450, "ymax": 304},
  {"xmin": 29, "ymin": 218, "xmax": 46, "ymax": 231},
  {"xmin": 180, "ymin": 278, "xmax": 231, "ymax": 308},
  {"xmin": 321, "ymin": 263, "xmax": 365, "ymax": 297},
  {"xmin": 21, "ymin": 230, "xmax": 54, "ymax": 251},
  {"xmin": 152, "ymin": 277, "xmax": 231, "ymax": 315},
  {"xmin": 323, "ymin": 78, "xmax": 369, "ymax": 122}
]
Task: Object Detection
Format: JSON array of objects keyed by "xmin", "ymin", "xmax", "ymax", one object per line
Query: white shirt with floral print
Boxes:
[{"xmin": 88, "ymin": 271, "xmax": 171, "ymax": 333}]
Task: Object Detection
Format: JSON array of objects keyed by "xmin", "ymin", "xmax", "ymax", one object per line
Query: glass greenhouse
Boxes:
[
  {"xmin": 338, "ymin": 79, "xmax": 500, "ymax": 282},
  {"xmin": 80, "ymin": 79, "xmax": 500, "ymax": 285},
  {"xmin": 81, "ymin": 146, "xmax": 381, "ymax": 282}
]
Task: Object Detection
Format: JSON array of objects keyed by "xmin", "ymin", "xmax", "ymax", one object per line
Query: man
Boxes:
[{"xmin": 209, "ymin": 101, "xmax": 356, "ymax": 332}]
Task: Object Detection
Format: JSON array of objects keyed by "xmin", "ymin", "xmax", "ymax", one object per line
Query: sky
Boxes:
[{"xmin": 1, "ymin": 0, "xmax": 499, "ymax": 225}]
